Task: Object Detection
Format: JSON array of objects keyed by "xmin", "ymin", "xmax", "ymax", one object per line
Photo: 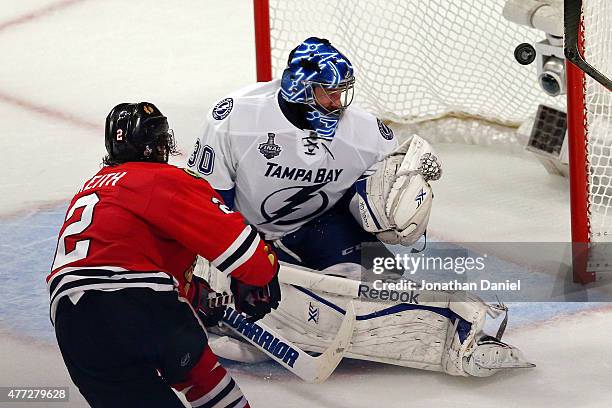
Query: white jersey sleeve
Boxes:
[
  {"xmin": 375, "ymin": 119, "xmax": 399, "ymax": 159},
  {"xmin": 187, "ymin": 97, "xmax": 236, "ymax": 191},
  {"xmin": 356, "ymin": 115, "xmax": 398, "ymax": 177}
]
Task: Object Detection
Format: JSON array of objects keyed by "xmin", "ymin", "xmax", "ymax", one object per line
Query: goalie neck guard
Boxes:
[{"xmin": 280, "ymin": 37, "xmax": 355, "ymax": 138}]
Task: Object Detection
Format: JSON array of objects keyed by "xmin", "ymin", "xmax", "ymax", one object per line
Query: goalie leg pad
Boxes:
[
  {"xmin": 199, "ymin": 263, "xmax": 533, "ymax": 377},
  {"xmin": 266, "ymin": 281, "xmax": 533, "ymax": 377},
  {"xmin": 208, "ymin": 332, "xmax": 270, "ymax": 363}
]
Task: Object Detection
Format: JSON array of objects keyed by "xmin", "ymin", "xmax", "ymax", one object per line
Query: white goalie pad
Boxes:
[
  {"xmin": 349, "ymin": 135, "xmax": 441, "ymax": 246},
  {"xmin": 197, "ymin": 259, "xmax": 532, "ymax": 376}
]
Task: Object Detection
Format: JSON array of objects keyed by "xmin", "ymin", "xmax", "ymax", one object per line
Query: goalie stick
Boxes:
[
  {"xmin": 205, "ymin": 294, "xmax": 356, "ymax": 383},
  {"xmin": 277, "ymin": 262, "xmax": 362, "ymax": 298}
]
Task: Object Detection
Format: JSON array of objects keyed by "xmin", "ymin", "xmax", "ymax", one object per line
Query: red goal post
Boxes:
[
  {"xmin": 565, "ymin": 2, "xmax": 592, "ymax": 284},
  {"xmin": 254, "ymin": 0, "xmax": 272, "ymax": 82}
]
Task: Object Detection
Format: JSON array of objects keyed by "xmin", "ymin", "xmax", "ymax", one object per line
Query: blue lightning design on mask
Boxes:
[{"xmin": 280, "ymin": 38, "xmax": 354, "ymax": 138}]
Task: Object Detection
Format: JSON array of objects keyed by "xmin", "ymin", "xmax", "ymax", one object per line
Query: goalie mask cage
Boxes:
[{"xmin": 253, "ymin": 0, "xmax": 612, "ymax": 283}]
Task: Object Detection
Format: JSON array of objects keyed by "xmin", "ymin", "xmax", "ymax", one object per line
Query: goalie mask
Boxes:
[
  {"xmin": 280, "ymin": 37, "xmax": 355, "ymax": 138},
  {"xmin": 104, "ymin": 102, "xmax": 177, "ymax": 165}
]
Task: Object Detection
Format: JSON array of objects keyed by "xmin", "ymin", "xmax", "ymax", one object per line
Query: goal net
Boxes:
[
  {"xmin": 257, "ymin": 0, "xmax": 612, "ymax": 275},
  {"xmin": 581, "ymin": 0, "xmax": 612, "ymax": 244},
  {"xmin": 267, "ymin": 1, "xmax": 563, "ymax": 129}
]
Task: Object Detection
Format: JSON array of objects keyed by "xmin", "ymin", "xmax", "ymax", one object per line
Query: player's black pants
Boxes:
[{"xmin": 54, "ymin": 288, "xmax": 208, "ymax": 408}]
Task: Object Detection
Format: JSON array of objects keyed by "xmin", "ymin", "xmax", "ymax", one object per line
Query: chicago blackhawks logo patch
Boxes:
[
  {"xmin": 377, "ymin": 118, "xmax": 394, "ymax": 140},
  {"xmin": 212, "ymin": 98, "xmax": 233, "ymax": 120}
]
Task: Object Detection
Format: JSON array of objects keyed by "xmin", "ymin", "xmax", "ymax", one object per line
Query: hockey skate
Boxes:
[{"xmin": 462, "ymin": 335, "xmax": 535, "ymax": 377}]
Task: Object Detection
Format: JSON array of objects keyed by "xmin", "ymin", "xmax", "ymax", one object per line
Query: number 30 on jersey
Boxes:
[{"xmin": 188, "ymin": 140, "xmax": 215, "ymax": 175}]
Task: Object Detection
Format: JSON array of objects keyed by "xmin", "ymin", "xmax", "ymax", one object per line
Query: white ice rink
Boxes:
[{"xmin": 1, "ymin": 1, "xmax": 611, "ymax": 407}]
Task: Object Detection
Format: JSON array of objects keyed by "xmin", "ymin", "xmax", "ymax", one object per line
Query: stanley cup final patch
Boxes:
[{"xmin": 258, "ymin": 133, "xmax": 282, "ymax": 159}]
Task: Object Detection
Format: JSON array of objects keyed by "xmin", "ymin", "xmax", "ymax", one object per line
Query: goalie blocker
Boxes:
[{"xmin": 350, "ymin": 134, "xmax": 442, "ymax": 246}]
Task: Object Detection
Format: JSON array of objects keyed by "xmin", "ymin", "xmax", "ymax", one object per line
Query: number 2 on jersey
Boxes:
[{"xmin": 52, "ymin": 193, "xmax": 100, "ymax": 270}]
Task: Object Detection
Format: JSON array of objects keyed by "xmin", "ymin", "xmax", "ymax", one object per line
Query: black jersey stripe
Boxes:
[
  {"xmin": 48, "ymin": 268, "xmax": 163, "ymax": 295},
  {"xmin": 215, "ymin": 228, "xmax": 259, "ymax": 273},
  {"xmin": 50, "ymin": 275, "xmax": 174, "ymax": 306}
]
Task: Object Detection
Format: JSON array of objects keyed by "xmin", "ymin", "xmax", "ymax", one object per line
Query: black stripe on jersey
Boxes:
[
  {"xmin": 216, "ymin": 228, "xmax": 259, "ymax": 273},
  {"xmin": 48, "ymin": 268, "xmax": 162, "ymax": 296},
  {"xmin": 50, "ymin": 275, "xmax": 174, "ymax": 306},
  {"xmin": 198, "ymin": 378, "xmax": 237, "ymax": 408}
]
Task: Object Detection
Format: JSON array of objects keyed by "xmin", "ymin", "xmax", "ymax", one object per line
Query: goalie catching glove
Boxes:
[{"xmin": 349, "ymin": 134, "xmax": 442, "ymax": 245}]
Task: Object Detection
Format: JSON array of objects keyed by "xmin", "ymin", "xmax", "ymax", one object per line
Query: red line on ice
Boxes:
[
  {"xmin": 0, "ymin": 91, "xmax": 99, "ymax": 131},
  {"xmin": 0, "ymin": 0, "xmax": 89, "ymax": 33},
  {"xmin": 0, "ymin": 0, "xmax": 99, "ymax": 131}
]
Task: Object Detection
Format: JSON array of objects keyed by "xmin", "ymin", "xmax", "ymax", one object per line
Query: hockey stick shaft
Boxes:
[
  {"xmin": 220, "ymin": 302, "xmax": 355, "ymax": 383},
  {"xmin": 277, "ymin": 262, "xmax": 362, "ymax": 298}
]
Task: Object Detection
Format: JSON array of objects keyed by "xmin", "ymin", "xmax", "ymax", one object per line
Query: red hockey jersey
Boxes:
[{"xmin": 47, "ymin": 162, "xmax": 277, "ymax": 322}]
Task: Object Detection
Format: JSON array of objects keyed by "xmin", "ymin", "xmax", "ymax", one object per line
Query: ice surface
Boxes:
[{"xmin": 0, "ymin": 1, "xmax": 611, "ymax": 407}]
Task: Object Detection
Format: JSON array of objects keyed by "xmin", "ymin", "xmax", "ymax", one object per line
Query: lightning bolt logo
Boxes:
[{"xmin": 260, "ymin": 183, "xmax": 330, "ymax": 226}]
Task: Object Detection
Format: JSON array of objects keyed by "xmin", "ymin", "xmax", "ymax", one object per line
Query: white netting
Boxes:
[
  {"xmin": 583, "ymin": 0, "xmax": 612, "ymax": 242},
  {"xmin": 268, "ymin": 0, "xmax": 611, "ymax": 242},
  {"xmin": 269, "ymin": 0, "xmax": 563, "ymax": 128}
]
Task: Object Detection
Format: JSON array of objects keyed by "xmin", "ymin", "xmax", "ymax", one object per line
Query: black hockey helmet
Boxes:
[{"xmin": 104, "ymin": 102, "xmax": 176, "ymax": 165}]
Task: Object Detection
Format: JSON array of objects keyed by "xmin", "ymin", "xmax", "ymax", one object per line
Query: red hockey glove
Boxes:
[{"xmin": 187, "ymin": 276, "xmax": 229, "ymax": 327}]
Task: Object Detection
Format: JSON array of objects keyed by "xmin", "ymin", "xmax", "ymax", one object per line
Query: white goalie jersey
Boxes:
[{"xmin": 187, "ymin": 80, "xmax": 398, "ymax": 240}]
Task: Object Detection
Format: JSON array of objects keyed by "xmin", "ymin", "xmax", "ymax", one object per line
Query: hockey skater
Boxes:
[
  {"xmin": 187, "ymin": 38, "xmax": 533, "ymax": 377},
  {"xmin": 48, "ymin": 102, "xmax": 280, "ymax": 408}
]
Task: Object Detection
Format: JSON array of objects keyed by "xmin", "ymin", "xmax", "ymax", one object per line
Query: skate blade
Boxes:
[{"xmin": 475, "ymin": 360, "xmax": 536, "ymax": 369}]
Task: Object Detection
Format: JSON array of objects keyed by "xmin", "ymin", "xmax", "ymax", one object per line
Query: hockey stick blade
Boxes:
[{"xmin": 221, "ymin": 302, "xmax": 356, "ymax": 383}]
